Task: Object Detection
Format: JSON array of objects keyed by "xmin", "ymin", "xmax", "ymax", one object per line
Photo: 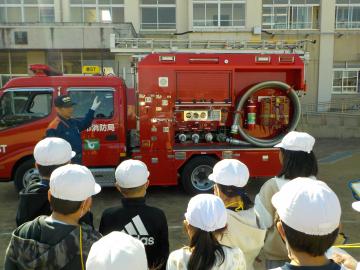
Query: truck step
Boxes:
[{"xmin": 90, "ymin": 168, "xmax": 115, "ymax": 187}]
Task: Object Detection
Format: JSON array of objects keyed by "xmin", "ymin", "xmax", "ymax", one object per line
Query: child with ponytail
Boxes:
[{"xmin": 166, "ymin": 194, "xmax": 246, "ymax": 270}]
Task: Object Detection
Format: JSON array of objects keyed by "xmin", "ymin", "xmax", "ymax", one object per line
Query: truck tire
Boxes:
[
  {"xmin": 180, "ymin": 156, "xmax": 218, "ymax": 195},
  {"xmin": 14, "ymin": 159, "xmax": 39, "ymax": 191}
]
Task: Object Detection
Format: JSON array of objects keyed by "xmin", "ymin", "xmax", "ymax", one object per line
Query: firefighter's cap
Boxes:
[
  {"xmin": 209, "ymin": 159, "xmax": 249, "ymax": 188},
  {"xmin": 34, "ymin": 137, "xmax": 75, "ymax": 166},
  {"xmin": 185, "ymin": 194, "xmax": 227, "ymax": 232},
  {"xmin": 86, "ymin": 232, "xmax": 147, "ymax": 270},
  {"xmin": 54, "ymin": 95, "xmax": 76, "ymax": 108},
  {"xmin": 50, "ymin": 164, "xmax": 101, "ymax": 201},
  {"xmin": 115, "ymin": 159, "xmax": 149, "ymax": 188},
  {"xmin": 272, "ymin": 177, "xmax": 341, "ymax": 236},
  {"xmin": 275, "ymin": 131, "xmax": 315, "ymax": 153}
]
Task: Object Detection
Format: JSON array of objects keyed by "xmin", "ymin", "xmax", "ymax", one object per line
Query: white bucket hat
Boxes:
[
  {"xmin": 86, "ymin": 231, "xmax": 148, "ymax": 270},
  {"xmin": 274, "ymin": 131, "xmax": 315, "ymax": 153},
  {"xmin": 185, "ymin": 194, "xmax": 227, "ymax": 232},
  {"xmin": 352, "ymin": 201, "xmax": 360, "ymax": 212},
  {"xmin": 50, "ymin": 164, "xmax": 101, "ymax": 201},
  {"xmin": 209, "ymin": 159, "xmax": 249, "ymax": 187},
  {"xmin": 34, "ymin": 137, "xmax": 75, "ymax": 166},
  {"xmin": 115, "ymin": 159, "xmax": 149, "ymax": 188},
  {"xmin": 272, "ymin": 177, "xmax": 341, "ymax": 235}
]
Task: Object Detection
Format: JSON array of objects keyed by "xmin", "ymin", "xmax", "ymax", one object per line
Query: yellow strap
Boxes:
[
  {"xmin": 80, "ymin": 226, "xmax": 85, "ymax": 270},
  {"xmin": 334, "ymin": 243, "xmax": 360, "ymax": 249},
  {"xmin": 225, "ymin": 201, "xmax": 244, "ymax": 212}
]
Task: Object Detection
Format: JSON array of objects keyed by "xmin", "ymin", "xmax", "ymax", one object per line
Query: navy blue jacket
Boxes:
[
  {"xmin": 46, "ymin": 109, "xmax": 95, "ymax": 164},
  {"xmin": 16, "ymin": 179, "xmax": 94, "ymax": 228}
]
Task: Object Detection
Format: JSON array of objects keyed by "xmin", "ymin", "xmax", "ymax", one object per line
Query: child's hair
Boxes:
[
  {"xmin": 216, "ymin": 184, "xmax": 253, "ymax": 209},
  {"xmin": 187, "ymin": 225, "xmax": 226, "ymax": 270},
  {"xmin": 37, "ymin": 162, "xmax": 68, "ymax": 178},
  {"xmin": 118, "ymin": 183, "xmax": 147, "ymax": 197},
  {"xmin": 49, "ymin": 195, "xmax": 83, "ymax": 215},
  {"xmin": 281, "ymin": 221, "xmax": 339, "ymax": 257},
  {"xmin": 278, "ymin": 148, "xmax": 318, "ymax": 179}
]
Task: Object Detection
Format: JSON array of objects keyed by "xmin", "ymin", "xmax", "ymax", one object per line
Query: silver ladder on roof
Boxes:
[{"xmin": 110, "ymin": 34, "xmax": 311, "ymax": 56}]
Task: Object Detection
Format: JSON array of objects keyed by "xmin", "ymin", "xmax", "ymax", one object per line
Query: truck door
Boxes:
[
  {"xmin": 67, "ymin": 87, "xmax": 124, "ymax": 167},
  {"xmin": 0, "ymin": 88, "xmax": 54, "ymax": 190}
]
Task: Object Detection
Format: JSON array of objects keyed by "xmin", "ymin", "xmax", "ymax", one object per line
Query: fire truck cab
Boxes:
[{"xmin": 0, "ymin": 53, "xmax": 305, "ymax": 194}]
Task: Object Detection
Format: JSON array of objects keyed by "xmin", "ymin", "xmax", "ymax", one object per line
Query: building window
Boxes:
[
  {"xmin": 140, "ymin": 0, "xmax": 176, "ymax": 30},
  {"xmin": 193, "ymin": 0, "xmax": 245, "ymax": 28},
  {"xmin": 0, "ymin": 51, "xmax": 28, "ymax": 88},
  {"xmin": 70, "ymin": 0, "xmax": 124, "ymax": 23},
  {"xmin": 0, "ymin": 0, "xmax": 55, "ymax": 23},
  {"xmin": 262, "ymin": 0, "xmax": 320, "ymax": 30},
  {"xmin": 11, "ymin": 51, "xmax": 28, "ymax": 74},
  {"xmin": 336, "ymin": 0, "xmax": 360, "ymax": 29},
  {"xmin": 0, "ymin": 52, "xmax": 10, "ymax": 74},
  {"xmin": 332, "ymin": 69, "xmax": 360, "ymax": 94},
  {"xmin": 46, "ymin": 50, "xmax": 115, "ymax": 75},
  {"xmin": 14, "ymin": 31, "xmax": 28, "ymax": 45}
]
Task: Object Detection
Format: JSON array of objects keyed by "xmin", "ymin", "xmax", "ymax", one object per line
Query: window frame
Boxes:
[
  {"xmin": 67, "ymin": 87, "xmax": 116, "ymax": 119},
  {"xmin": 262, "ymin": 0, "xmax": 320, "ymax": 30},
  {"xmin": 139, "ymin": 0, "xmax": 177, "ymax": 31},
  {"xmin": 332, "ymin": 68, "xmax": 360, "ymax": 94},
  {"xmin": 0, "ymin": 88, "xmax": 54, "ymax": 130},
  {"xmin": 1, "ymin": 0, "xmax": 55, "ymax": 23},
  {"xmin": 335, "ymin": 1, "xmax": 360, "ymax": 29},
  {"xmin": 69, "ymin": 0, "xmax": 124, "ymax": 23},
  {"xmin": 192, "ymin": 0, "xmax": 246, "ymax": 29}
]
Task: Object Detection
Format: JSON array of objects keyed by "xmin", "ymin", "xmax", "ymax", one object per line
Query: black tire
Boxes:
[
  {"xmin": 14, "ymin": 159, "xmax": 39, "ymax": 191},
  {"xmin": 180, "ymin": 156, "xmax": 218, "ymax": 195}
]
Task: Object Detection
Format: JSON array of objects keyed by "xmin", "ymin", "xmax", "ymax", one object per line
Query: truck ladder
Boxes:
[{"xmin": 110, "ymin": 35, "xmax": 311, "ymax": 56}]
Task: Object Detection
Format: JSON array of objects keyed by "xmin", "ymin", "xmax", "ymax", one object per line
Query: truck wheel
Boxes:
[
  {"xmin": 181, "ymin": 156, "xmax": 218, "ymax": 195},
  {"xmin": 14, "ymin": 159, "xmax": 39, "ymax": 191}
]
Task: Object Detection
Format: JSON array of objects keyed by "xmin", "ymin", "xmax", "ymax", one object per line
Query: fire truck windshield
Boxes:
[{"xmin": 0, "ymin": 88, "xmax": 53, "ymax": 130}]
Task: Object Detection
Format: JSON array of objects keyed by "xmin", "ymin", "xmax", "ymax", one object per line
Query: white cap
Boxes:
[
  {"xmin": 274, "ymin": 131, "xmax": 315, "ymax": 153},
  {"xmin": 86, "ymin": 232, "xmax": 147, "ymax": 270},
  {"xmin": 115, "ymin": 159, "xmax": 149, "ymax": 188},
  {"xmin": 34, "ymin": 137, "xmax": 76, "ymax": 166},
  {"xmin": 352, "ymin": 201, "xmax": 360, "ymax": 212},
  {"xmin": 185, "ymin": 194, "xmax": 227, "ymax": 232},
  {"xmin": 209, "ymin": 159, "xmax": 249, "ymax": 187},
  {"xmin": 50, "ymin": 164, "xmax": 101, "ymax": 201},
  {"xmin": 272, "ymin": 177, "xmax": 341, "ymax": 235}
]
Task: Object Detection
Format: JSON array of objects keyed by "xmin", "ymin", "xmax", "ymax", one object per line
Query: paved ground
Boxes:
[{"xmin": 0, "ymin": 138, "xmax": 359, "ymax": 269}]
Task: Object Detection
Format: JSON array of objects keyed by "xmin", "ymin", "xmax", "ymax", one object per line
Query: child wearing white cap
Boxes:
[
  {"xmin": 99, "ymin": 159, "xmax": 169, "ymax": 270},
  {"xmin": 86, "ymin": 231, "xmax": 148, "ymax": 270},
  {"xmin": 332, "ymin": 184, "xmax": 360, "ymax": 270},
  {"xmin": 5, "ymin": 164, "xmax": 102, "ymax": 270},
  {"xmin": 254, "ymin": 131, "xmax": 318, "ymax": 268},
  {"xmin": 210, "ymin": 159, "xmax": 266, "ymax": 270},
  {"xmin": 270, "ymin": 177, "xmax": 342, "ymax": 270},
  {"xmin": 16, "ymin": 137, "xmax": 75, "ymax": 226},
  {"xmin": 166, "ymin": 194, "xmax": 246, "ymax": 270}
]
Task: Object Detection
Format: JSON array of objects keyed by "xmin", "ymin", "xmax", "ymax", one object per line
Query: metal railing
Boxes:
[
  {"xmin": 110, "ymin": 36, "xmax": 309, "ymax": 54},
  {"xmin": 302, "ymin": 98, "xmax": 360, "ymax": 114}
]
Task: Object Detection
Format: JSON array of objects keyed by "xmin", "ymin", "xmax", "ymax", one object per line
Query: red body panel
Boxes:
[
  {"xmin": 135, "ymin": 53, "xmax": 304, "ymax": 184},
  {"xmin": 0, "ymin": 53, "xmax": 304, "ymax": 187}
]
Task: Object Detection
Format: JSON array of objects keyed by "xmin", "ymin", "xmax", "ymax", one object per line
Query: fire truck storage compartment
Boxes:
[{"xmin": 176, "ymin": 71, "xmax": 231, "ymax": 103}]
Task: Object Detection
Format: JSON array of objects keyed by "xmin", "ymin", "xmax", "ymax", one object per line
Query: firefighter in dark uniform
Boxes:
[{"xmin": 46, "ymin": 95, "xmax": 101, "ymax": 164}]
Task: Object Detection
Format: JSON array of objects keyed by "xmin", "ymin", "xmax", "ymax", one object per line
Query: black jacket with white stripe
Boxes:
[{"xmin": 99, "ymin": 197, "xmax": 169, "ymax": 270}]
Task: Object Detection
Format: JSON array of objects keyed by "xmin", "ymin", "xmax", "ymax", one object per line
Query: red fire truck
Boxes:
[{"xmin": 0, "ymin": 53, "xmax": 304, "ymax": 194}]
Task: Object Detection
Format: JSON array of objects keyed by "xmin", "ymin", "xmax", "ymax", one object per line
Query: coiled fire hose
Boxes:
[{"xmin": 228, "ymin": 81, "xmax": 302, "ymax": 147}]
